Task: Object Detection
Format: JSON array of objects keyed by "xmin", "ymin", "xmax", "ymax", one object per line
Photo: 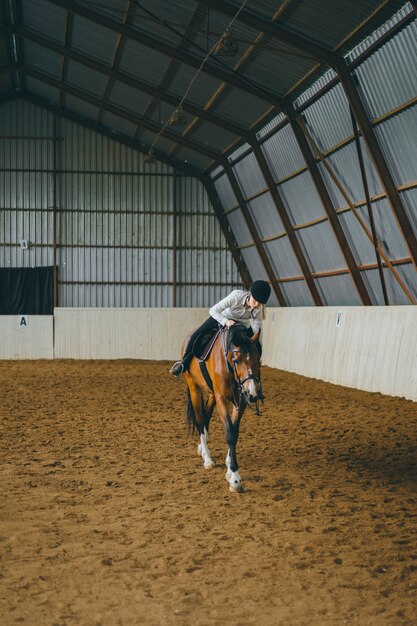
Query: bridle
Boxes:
[
  {"xmin": 230, "ymin": 349, "xmax": 259, "ymax": 389},
  {"xmin": 222, "ymin": 328, "xmax": 262, "ymax": 414}
]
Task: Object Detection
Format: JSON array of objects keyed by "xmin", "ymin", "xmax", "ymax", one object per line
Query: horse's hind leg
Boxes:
[
  {"xmin": 203, "ymin": 395, "xmax": 216, "ymax": 439},
  {"xmin": 188, "ymin": 382, "xmax": 214, "ymax": 469},
  {"xmin": 199, "ymin": 395, "xmax": 216, "ymax": 469}
]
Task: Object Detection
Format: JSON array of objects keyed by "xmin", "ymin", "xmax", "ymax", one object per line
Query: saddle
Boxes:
[
  {"xmin": 193, "ymin": 329, "xmax": 221, "ymax": 362},
  {"xmin": 192, "ymin": 329, "xmax": 221, "ymax": 393}
]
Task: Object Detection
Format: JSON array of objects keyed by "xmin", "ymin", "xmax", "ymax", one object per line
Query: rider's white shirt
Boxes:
[{"xmin": 209, "ymin": 290, "xmax": 263, "ymax": 334}]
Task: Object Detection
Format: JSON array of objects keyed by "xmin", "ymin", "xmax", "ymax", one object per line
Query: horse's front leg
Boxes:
[
  {"xmin": 220, "ymin": 399, "xmax": 245, "ymax": 493},
  {"xmin": 226, "ymin": 412, "xmax": 243, "ymax": 492}
]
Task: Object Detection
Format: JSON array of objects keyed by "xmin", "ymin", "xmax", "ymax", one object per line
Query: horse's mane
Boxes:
[{"xmin": 226, "ymin": 324, "xmax": 255, "ymax": 353}]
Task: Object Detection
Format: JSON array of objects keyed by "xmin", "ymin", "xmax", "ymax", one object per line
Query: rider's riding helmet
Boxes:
[{"xmin": 250, "ymin": 280, "xmax": 271, "ymax": 304}]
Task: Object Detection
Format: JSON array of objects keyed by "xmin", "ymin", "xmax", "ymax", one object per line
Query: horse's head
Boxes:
[{"xmin": 226, "ymin": 325, "xmax": 261, "ymax": 405}]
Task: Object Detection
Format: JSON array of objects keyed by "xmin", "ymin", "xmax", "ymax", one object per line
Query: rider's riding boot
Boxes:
[
  {"xmin": 170, "ymin": 360, "xmax": 185, "ymax": 377},
  {"xmin": 170, "ymin": 348, "xmax": 194, "ymax": 377}
]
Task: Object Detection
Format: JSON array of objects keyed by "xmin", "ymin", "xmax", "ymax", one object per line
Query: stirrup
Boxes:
[{"xmin": 170, "ymin": 361, "xmax": 184, "ymax": 377}]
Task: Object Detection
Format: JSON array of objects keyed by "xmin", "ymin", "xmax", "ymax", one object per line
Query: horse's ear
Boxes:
[{"xmin": 251, "ymin": 330, "xmax": 261, "ymax": 343}]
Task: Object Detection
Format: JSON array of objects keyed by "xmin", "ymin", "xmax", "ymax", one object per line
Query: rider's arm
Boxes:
[{"xmin": 209, "ymin": 290, "xmax": 242, "ymax": 326}]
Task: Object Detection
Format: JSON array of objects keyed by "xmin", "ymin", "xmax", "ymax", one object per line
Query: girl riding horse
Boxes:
[
  {"xmin": 169, "ymin": 280, "xmax": 271, "ymax": 377},
  {"xmin": 170, "ymin": 280, "xmax": 271, "ymax": 493}
]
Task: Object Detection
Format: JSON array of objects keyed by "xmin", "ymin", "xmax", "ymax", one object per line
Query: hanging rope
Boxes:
[{"xmin": 146, "ymin": 0, "xmax": 250, "ymax": 156}]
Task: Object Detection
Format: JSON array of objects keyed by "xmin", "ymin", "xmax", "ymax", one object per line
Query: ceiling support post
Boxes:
[
  {"xmin": 297, "ymin": 105, "xmax": 417, "ymax": 305},
  {"xmin": 52, "ymin": 112, "xmax": 59, "ymax": 310},
  {"xmin": 172, "ymin": 170, "xmax": 178, "ymax": 308},
  {"xmin": 335, "ymin": 58, "xmax": 417, "ymax": 269},
  {"xmin": 250, "ymin": 141, "xmax": 324, "ymax": 305},
  {"xmin": 285, "ymin": 105, "xmax": 372, "ymax": 305},
  {"xmin": 223, "ymin": 162, "xmax": 287, "ymax": 305},
  {"xmin": 350, "ymin": 108, "xmax": 389, "ymax": 305},
  {"xmin": 203, "ymin": 175, "xmax": 253, "ymax": 289}
]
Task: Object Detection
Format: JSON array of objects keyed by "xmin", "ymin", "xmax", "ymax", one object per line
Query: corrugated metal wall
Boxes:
[
  {"xmin": 0, "ymin": 100, "xmax": 54, "ymax": 269},
  {"xmin": 213, "ymin": 8, "xmax": 417, "ymax": 307},
  {"xmin": 2, "ymin": 11, "xmax": 416, "ymax": 310},
  {"xmin": 0, "ymin": 99, "xmax": 242, "ymax": 308}
]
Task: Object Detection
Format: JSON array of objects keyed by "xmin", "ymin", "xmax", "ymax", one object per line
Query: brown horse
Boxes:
[{"xmin": 183, "ymin": 324, "xmax": 262, "ymax": 493}]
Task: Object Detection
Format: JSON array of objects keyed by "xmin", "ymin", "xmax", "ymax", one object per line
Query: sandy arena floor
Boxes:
[{"xmin": 1, "ymin": 359, "xmax": 417, "ymax": 626}]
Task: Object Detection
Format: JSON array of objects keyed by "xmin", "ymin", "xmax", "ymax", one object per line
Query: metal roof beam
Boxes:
[
  {"xmin": 335, "ymin": 58, "xmax": 417, "ymax": 269},
  {"xmin": 59, "ymin": 10, "xmax": 73, "ymax": 108},
  {"xmin": 14, "ymin": 27, "xmax": 252, "ymax": 141},
  {"xmin": 18, "ymin": 63, "xmax": 223, "ymax": 162},
  {"xmin": 350, "ymin": 106, "xmax": 389, "ymax": 305},
  {"xmin": 223, "ymin": 162, "xmax": 287, "ymax": 306},
  {"xmin": 133, "ymin": 2, "xmax": 205, "ymax": 145},
  {"xmin": 285, "ymin": 105, "xmax": 372, "ymax": 305},
  {"xmin": 250, "ymin": 141, "xmax": 324, "ymax": 305},
  {"xmin": 46, "ymin": 0, "xmax": 280, "ymax": 104},
  {"xmin": 4, "ymin": 0, "xmax": 21, "ymax": 91},
  {"xmin": 204, "ymin": 179, "xmax": 253, "ymax": 289},
  {"xmin": 97, "ymin": 0, "xmax": 136, "ymax": 126},
  {"xmin": 198, "ymin": 0, "xmax": 334, "ymax": 64},
  {"xmin": 20, "ymin": 90, "xmax": 203, "ymax": 177},
  {"xmin": 163, "ymin": 1, "xmax": 301, "ymax": 162}
]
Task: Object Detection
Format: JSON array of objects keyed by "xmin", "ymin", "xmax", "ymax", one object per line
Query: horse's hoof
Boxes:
[
  {"xmin": 228, "ymin": 470, "xmax": 242, "ymax": 491},
  {"xmin": 229, "ymin": 483, "xmax": 243, "ymax": 493}
]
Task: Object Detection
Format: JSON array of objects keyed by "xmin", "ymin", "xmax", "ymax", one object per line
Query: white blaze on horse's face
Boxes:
[
  {"xmin": 246, "ymin": 376, "xmax": 258, "ymax": 402},
  {"xmin": 244, "ymin": 354, "xmax": 258, "ymax": 402}
]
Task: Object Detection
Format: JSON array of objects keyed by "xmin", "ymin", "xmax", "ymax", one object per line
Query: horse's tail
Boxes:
[
  {"xmin": 185, "ymin": 387, "xmax": 195, "ymax": 432},
  {"xmin": 185, "ymin": 387, "xmax": 197, "ymax": 433}
]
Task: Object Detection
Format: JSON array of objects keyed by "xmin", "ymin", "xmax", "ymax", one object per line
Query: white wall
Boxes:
[
  {"xmin": 1, "ymin": 306, "xmax": 416, "ymax": 402},
  {"xmin": 54, "ymin": 308, "xmax": 208, "ymax": 360},
  {"xmin": 262, "ymin": 306, "xmax": 417, "ymax": 402},
  {"xmin": 0, "ymin": 315, "xmax": 53, "ymax": 359}
]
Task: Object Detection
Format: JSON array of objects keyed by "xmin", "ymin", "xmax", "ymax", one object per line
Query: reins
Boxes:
[{"xmin": 221, "ymin": 327, "xmax": 262, "ymax": 413}]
